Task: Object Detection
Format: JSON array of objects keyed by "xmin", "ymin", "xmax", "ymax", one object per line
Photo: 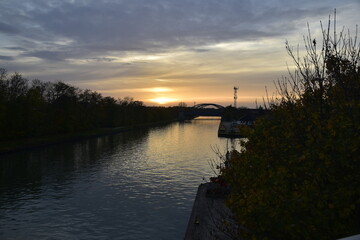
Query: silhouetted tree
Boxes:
[{"xmin": 0, "ymin": 73, "xmax": 179, "ymax": 141}]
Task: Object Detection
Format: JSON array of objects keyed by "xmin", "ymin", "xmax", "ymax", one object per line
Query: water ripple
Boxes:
[{"xmin": 0, "ymin": 120, "xmax": 234, "ymax": 240}]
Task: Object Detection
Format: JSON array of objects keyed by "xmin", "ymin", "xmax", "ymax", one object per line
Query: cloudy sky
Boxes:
[{"xmin": 0, "ymin": 0, "xmax": 359, "ymax": 106}]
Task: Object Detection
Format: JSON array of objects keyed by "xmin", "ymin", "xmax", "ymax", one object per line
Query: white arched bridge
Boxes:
[
  {"xmin": 179, "ymin": 103, "xmax": 225, "ymax": 120},
  {"xmin": 192, "ymin": 103, "xmax": 225, "ymax": 110}
]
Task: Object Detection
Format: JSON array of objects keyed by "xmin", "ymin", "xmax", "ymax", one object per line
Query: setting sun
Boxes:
[
  {"xmin": 150, "ymin": 97, "xmax": 177, "ymax": 105},
  {"xmin": 149, "ymin": 87, "xmax": 173, "ymax": 93}
]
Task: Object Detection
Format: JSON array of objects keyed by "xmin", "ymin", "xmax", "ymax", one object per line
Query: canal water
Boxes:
[{"xmin": 0, "ymin": 119, "xmax": 238, "ymax": 240}]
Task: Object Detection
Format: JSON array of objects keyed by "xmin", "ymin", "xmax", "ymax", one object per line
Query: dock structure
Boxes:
[{"xmin": 184, "ymin": 183, "xmax": 238, "ymax": 240}]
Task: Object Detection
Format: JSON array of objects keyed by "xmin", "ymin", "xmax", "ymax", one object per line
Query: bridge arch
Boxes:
[
  {"xmin": 179, "ymin": 103, "xmax": 224, "ymax": 120},
  {"xmin": 193, "ymin": 103, "xmax": 224, "ymax": 109}
]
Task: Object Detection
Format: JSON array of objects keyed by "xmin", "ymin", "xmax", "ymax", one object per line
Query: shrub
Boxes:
[{"xmin": 224, "ymin": 14, "xmax": 360, "ymax": 239}]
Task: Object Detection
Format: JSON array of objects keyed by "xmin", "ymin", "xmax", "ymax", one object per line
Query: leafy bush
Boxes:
[{"xmin": 224, "ymin": 15, "xmax": 360, "ymax": 239}]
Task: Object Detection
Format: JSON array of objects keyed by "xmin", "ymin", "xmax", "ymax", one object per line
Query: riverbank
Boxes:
[{"xmin": 0, "ymin": 119, "xmax": 176, "ymax": 155}]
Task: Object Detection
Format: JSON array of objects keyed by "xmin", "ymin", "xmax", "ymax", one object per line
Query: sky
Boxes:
[{"xmin": 0, "ymin": 0, "xmax": 359, "ymax": 107}]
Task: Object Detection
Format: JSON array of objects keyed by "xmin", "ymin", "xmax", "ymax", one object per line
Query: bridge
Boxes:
[
  {"xmin": 179, "ymin": 103, "xmax": 225, "ymax": 120},
  {"xmin": 178, "ymin": 103, "xmax": 269, "ymax": 122}
]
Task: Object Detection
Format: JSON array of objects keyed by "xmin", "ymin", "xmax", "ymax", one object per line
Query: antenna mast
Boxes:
[{"xmin": 233, "ymin": 86, "xmax": 238, "ymax": 108}]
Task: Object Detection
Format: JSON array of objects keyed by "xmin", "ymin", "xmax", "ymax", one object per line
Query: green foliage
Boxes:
[
  {"xmin": 223, "ymin": 17, "xmax": 360, "ymax": 239},
  {"xmin": 0, "ymin": 72, "xmax": 179, "ymax": 140}
]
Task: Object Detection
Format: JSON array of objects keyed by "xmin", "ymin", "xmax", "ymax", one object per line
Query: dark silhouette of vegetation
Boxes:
[
  {"xmin": 0, "ymin": 70, "xmax": 179, "ymax": 142},
  {"xmin": 223, "ymin": 14, "xmax": 360, "ymax": 239}
]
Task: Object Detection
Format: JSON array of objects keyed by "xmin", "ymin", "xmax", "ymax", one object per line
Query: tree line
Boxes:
[
  {"xmin": 0, "ymin": 69, "xmax": 179, "ymax": 140},
  {"xmin": 222, "ymin": 17, "xmax": 360, "ymax": 239}
]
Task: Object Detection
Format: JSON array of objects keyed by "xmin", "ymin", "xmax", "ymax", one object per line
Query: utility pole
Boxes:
[{"xmin": 233, "ymin": 86, "xmax": 238, "ymax": 108}]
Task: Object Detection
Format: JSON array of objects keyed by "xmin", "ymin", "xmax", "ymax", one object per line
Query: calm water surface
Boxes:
[{"xmin": 0, "ymin": 119, "xmax": 238, "ymax": 240}]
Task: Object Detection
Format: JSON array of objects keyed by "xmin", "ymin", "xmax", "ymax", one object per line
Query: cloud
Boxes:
[
  {"xmin": 1, "ymin": 0, "xmax": 341, "ymax": 62},
  {"xmin": 21, "ymin": 50, "xmax": 70, "ymax": 61},
  {"xmin": 0, "ymin": 22, "xmax": 19, "ymax": 34},
  {"xmin": 86, "ymin": 57, "xmax": 117, "ymax": 62},
  {"xmin": 5, "ymin": 47, "xmax": 26, "ymax": 51},
  {"xmin": 0, "ymin": 55, "xmax": 14, "ymax": 61}
]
